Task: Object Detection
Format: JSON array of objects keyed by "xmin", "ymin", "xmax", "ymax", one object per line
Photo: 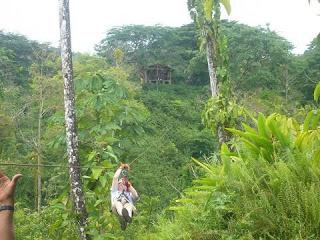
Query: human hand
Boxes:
[
  {"xmin": 120, "ymin": 163, "xmax": 130, "ymax": 171},
  {"xmin": 0, "ymin": 172, "xmax": 22, "ymax": 206}
]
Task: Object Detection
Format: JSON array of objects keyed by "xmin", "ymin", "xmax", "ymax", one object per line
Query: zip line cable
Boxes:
[
  {"xmin": 0, "ymin": 120, "xmax": 177, "ymax": 170},
  {"xmin": 0, "ymin": 163, "xmax": 66, "ymax": 168},
  {"xmin": 0, "ymin": 162, "xmax": 107, "ymax": 169},
  {"xmin": 0, "ymin": 121, "xmax": 193, "ymax": 197}
]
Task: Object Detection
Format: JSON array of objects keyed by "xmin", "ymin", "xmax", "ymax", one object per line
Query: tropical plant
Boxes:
[{"xmin": 157, "ymin": 110, "xmax": 320, "ymax": 239}]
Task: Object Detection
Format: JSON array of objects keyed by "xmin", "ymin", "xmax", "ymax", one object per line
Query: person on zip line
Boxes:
[{"xmin": 111, "ymin": 163, "xmax": 139, "ymax": 230}]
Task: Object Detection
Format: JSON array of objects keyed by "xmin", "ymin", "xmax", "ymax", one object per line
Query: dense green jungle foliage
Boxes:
[
  {"xmin": 95, "ymin": 22, "xmax": 312, "ymax": 100},
  {"xmin": 0, "ymin": 18, "xmax": 319, "ymax": 239}
]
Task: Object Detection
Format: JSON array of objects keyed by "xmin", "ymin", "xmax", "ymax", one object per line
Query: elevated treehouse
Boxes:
[{"xmin": 141, "ymin": 64, "xmax": 172, "ymax": 84}]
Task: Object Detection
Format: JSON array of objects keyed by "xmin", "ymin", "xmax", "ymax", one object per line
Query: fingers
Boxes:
[
  {"xmin": 0, "ymin": 172, "xmax": 9, "ymax": 184},
  {"xmin": 120, "ymin": 163, "xmax": 125, "ymax": 169},
  {"xmin": 11, "ymin": 174, "xmax": 23, "ymax": 188},
  {"xmin": 123, "ymin": 164, "xmax": 130, "ymax": 171},
  {"xmin": 120, "ymin": 163, "xmax": 130, "ymax": 170}
]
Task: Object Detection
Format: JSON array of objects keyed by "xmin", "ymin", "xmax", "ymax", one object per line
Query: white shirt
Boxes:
[{"xmin": 111, "ymin": 188, "xmax": 134, "ymax": 205}]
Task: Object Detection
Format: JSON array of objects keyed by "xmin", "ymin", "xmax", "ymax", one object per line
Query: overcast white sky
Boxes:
[{"xmin": 0, "ymin": 0, "xmax": 319, "ymax": 54}]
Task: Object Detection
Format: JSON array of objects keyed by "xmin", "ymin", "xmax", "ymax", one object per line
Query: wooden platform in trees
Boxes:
[{"xmin": 141, "ymin": 64, "xmax": 172, "ymax": 84}]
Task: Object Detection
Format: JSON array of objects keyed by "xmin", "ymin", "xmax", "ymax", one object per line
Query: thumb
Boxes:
[{"xmin": 11, "ymin": 174, "xmax": 23, "ymax": 188}]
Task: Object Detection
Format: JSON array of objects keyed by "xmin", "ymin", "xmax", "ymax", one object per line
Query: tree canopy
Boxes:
[{"xmin": 0, "ymin": 7, "xmax": 320, "ymax": 238}]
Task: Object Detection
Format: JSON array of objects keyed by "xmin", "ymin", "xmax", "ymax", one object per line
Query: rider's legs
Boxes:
[
  {"xmin": 113, "ymin": 200, "xmax": 124, "ymax": 216},
  {"xmin": 123, "ymin": 202, "xmax": 135, "ymax": 218}
]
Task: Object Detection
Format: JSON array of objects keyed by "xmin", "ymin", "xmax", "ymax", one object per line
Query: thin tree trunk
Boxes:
[
  {"xmin": 217, "ymin": 124, "xmax": 229, "ymax": 144},
  {"xmin": 58, "ymin": 1, "xmax": 89, "ymax": 239},
  {"xmin": 206, "ymin": 37, "xmax": 230, "ymax": 145},
  {"xmin": 206, "ymin": 39, "xmax": 218, "ymax": 97}
]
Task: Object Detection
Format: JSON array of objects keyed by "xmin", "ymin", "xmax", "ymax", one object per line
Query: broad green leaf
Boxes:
[
  {"xmin": 311, "ymin": 110, "xmax": 320, "ymax": 129},
  {"xmin": 223, "ymin": 157, "xmax": 231, "ymax": 175},
  {"xmin": 257, "ymin": 113, "xmax": 270, "ymax": 138},
  {"xmin": 100, "ymin": 176, "xmax": 108, "ymax": 188},
  {"xmin": 101, "ymin": 160, "xmax": 113, "ymax": 168},
  {"xmin": 94, "ymin": 199, "xmax": 104, "ymax": 207},
  {"xmin": 268, "ymin": 120, "xmax": 290, "ymax": 147},
  {"xmin": 260, "ymin": 147, "xmax": 273, "ymax": 163},
  {"xmin": 265, "ymin": 113, "xmax": 277, "ymax": 127},
  {"xmin": 295, "ymin": 132, "xmax": 307, "ymax": 149},
  {"xmin": 88, "ymin": 151, "xmax": 97, "ymax": 161},
  {"xmin": 193, "ymin": 158, "xmax": 214, "ymax": 175},
  {"xmin": 50, "ymin": 203, "xmax": 66, "ymax": 210},
  {"xmin": 228, "ymin": 128, "xmax": 272, "ymax": 151},
  {"xmin": 220, "ymin": 0, "xmax": 231, "ymax": 15},
  {"xmin": 230, "ymin": 156, "xmax": 242, "ymax": 162},
  {"xmin": 244, "ymin": 132, "xmax": 272, "ymax": 149},
  {"xmin": 304, "ymin": 111, "xmax": 314, "ymax": 131},
  {"xmin": 220, "ymin": 143, "xmax": 230, "ymax": 155},
  {"xmin": 242, "ymin": 123, "xmax": 256, "ymax": 134},
  {"xmin": 204, "ymin": 0, "xmax": 213, "ymax": 21},
  {"xmin": 105, "ymin": 151, "xmax": 118, "ymax": 161},
  {"xmin": 194, "ymin": 177, "xmax": 223, "ymax": 186},
  {"xmin": 241, "ymin": 138, "xmax": 260, "ymax": 155},
  {"xmin": 92, "ymin": 168, "xmax": 103, "ymax": 180},
  {"xmin": 226, "ymin": 127, "xmax": 247, "ymax": 137}
]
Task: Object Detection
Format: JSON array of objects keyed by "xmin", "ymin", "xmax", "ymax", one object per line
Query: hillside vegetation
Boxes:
[{"xmin": 0, "ymin": 16, "xmax": 319, "ymax": 239}]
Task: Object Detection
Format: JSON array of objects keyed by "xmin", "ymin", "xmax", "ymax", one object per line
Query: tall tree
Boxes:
[
  {"xmin": 30, "ymin": 48, "xmax": 58, "ymax": 212},
  {"xmin": 58, "ymin": 0, "xmax": 89, "ymax": 239},
  {"xmin": 187, "ymin": 0, "xmax": 231, "ymax": 96},
  {"xmin": 188, "ymin": 0, "xmax": 232, "ymax": 145},
  {"xmin": 32, "ymin": 45, "xmax": 62, "ymax": 212},
  {"xmin": 96, "ymin": 24, "xmax": 197, "ymax": 83}
]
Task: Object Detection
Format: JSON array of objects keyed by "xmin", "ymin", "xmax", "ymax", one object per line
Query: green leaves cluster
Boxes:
[
  {"xmin": 149, "ymin": 110, "xmax": 320, "ymax": 239},
  {"xmin": 223, "ymin": 22, "xmax": 294, "ymax": 92},
  {"xmin": 202, "ymin": 96, "xmax": 245, "ymax": 137},
  {"xmin": 96, "ymin": 25, "xmax": 197, "ymax": 83},
  {"xmin": 0, "ymin": 31, "xmax": 57, "ymax": 86},
  {"xmin": 1, "ymin": 12, "xmax": 319, "ymax": 240}
]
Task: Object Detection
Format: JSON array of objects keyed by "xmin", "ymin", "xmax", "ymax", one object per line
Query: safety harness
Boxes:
[
  {"xmin": 116, "ymin": 169, "xmax": 132, "ymax": 204},
  {"xmin": 116, "ymin": 190, "xmax": 131, "ymax": 204}
]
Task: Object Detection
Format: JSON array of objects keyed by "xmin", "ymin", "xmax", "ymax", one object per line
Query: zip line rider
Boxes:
[{"xmin": 111, "ymin": 163, "xmax": 138, "ymax": 230}]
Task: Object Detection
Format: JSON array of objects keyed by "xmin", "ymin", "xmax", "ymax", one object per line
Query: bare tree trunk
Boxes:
[
  {"xmin": 206, "ymin": 38, "xmax": 230, "ymax": 145},
  {"xmin": 58, "ymin": 1, "xmax": 89, "ymax": 239},
  {"xmin": 206, "ymin": 39, "xmax": 218, "ymax": 97},
  {"xmin": 217, "ymin": 125, "xmax": 230, "ymax": 144}
]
